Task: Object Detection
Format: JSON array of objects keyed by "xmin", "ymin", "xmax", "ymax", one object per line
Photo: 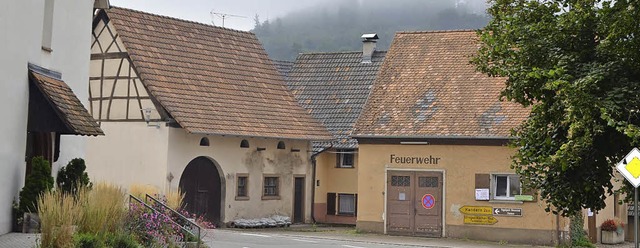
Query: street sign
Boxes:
[
  {"xmin": 616, "ymin": 148, "xmax": 640, "ymax": 187},
  {"xmin": 515, "ymin": 195, "xmax": 534, "ymax": 201},
  {"xmin": 493, "ymin": 207, "xmax": 522, "ymax": 217},
  {"xmin": 464, "ymin": 215, "xmax": 498, "ymax": 225},
  {"xmin": 422, "ymin": 194, "xmax": 435, "ymax": 209},
  {"xmin": 459, "ymin": 206, "xmax": 492, "ymax": 215}
]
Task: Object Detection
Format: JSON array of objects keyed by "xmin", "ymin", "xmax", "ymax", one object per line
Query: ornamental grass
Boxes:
[
  {"xmin": 38, "ymin": 190, "xmax": 81, "ymax": 248},
  {"xmin": 77, "ymin": 182, "xmax": 127, "ymax": 235},
  {"xmin": 129, "ymin": 184, "xmax": 158, "ymax": 201},
  {"xmin": 164, "ymin": 188, "xmax": 185, "ymax": 210}
]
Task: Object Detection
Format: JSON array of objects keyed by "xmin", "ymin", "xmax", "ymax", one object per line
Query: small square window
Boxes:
[
  {"xmin": 237, "ymin": 176, "xmax": 248, "ymax": 198},
  {"xmin": 492, "ymin": 174, "xmax": 521, "ymax": 200},
  {"xmin": 338, "ymin": 194, "xmax": 357, "ymax": 215},
  {"xmin": 336, "ymin": 149, "xmax": 354, "ymax": 168},
  {"xmin": 263, "ymin": 177, "xmax": 279, "ymax": 198}
]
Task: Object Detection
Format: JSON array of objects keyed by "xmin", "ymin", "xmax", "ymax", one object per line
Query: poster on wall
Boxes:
[{"xmin": 475, "ymin": 188, "xmax": 490, "ymax": 201}]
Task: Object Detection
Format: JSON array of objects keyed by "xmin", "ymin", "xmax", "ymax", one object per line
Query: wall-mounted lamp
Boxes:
[{"xmin": 142, "ymin": 108, "xmax": 160, "ymax": 128}]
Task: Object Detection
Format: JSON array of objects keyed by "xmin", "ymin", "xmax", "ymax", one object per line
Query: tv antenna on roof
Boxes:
[{"xmin": 210, "ymin": 10, "xmax": 247, "ymax": 28}]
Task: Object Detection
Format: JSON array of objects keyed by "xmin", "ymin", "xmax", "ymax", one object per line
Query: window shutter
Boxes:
[
  {"xmin": 335, "ymin": 152, "xmax": 341, "ymax": 168},
  {"xmin": 475, "ymin": 173, "xmax": 490, "ymax": 201},
  {"xmin": 327, "ymin": 193, "xmax": 336, "ymax": 215},
  {"xmin": 354, "ymin": 194, "xmax": 358, "ymax": 216},
  {"xmin": 475, "ymin": 174, "xmax": 490, "ymax": 188}
]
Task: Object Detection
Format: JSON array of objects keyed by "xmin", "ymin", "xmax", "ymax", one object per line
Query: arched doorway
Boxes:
[{"xmin": 179, "ymin": 157, "xmax": 223, "ymax": 225}]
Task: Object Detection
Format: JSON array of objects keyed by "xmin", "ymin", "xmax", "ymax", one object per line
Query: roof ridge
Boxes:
[
  {"xmin": 109, "ymin": 5, "xmax": 254, "ymax": 35},
  {"xmin": 397, "ymin": 29, "xmax": 478, "ymax": 34},
  {"xmin": 298, "ymin": 50, "xmax": 388, "ymax": 56}
]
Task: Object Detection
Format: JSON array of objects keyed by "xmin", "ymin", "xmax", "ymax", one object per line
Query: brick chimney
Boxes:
[{"xmin": 361, "ymin": 33, "xmax": 378, "ymax": 63}]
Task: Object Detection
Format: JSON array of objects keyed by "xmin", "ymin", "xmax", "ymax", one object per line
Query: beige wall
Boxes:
[
  {"xmin": 313, "ymin": 149, "xmax": 359, "ymax": 224},
  {"xmin": 85, "ymin": 122, "xmax": 170, "ymax": 191},
  {"xmin": 165, "ymin": 129, "xmax": 313, "ymax": 224},
  {"xmin": 356, "ymin": 143, "xmax": 570, "ymax": 243},
  {"xmin": 314, "ymin": 150, "xmax": 359, "ymax": 202}
]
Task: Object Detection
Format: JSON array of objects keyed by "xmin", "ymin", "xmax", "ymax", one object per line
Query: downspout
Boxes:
[{"xmin": 310, "ymin": 145, "xmax": 332, "ymax": 223}]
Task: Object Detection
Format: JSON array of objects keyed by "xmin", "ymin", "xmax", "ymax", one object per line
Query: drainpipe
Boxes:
[{"xmin": 310, "ymin": 145, "xmax": 332, "ymax": 223}]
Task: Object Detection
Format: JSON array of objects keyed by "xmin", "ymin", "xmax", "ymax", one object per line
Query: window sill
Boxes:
[
  {"xmin": 41, "ymin": 46, "xmax": 53, "ymax": 53},
  {"xmin": 336, "ymin": 213, "xmax": 356, "ymax": 217},
  {"xmin": 335, "ymin": 166, "xmax": 355, "ymax": 169},
  {"xmin": 489, "ymin": 199, "xmax": 523, "ymax": 204},
  {"xmin": 235, "ymin": 196, "xmax": 250, "ymax": 201},
  {"xmin": 262, "ymin": 196, "xmax": 281, "ymax": 200}
]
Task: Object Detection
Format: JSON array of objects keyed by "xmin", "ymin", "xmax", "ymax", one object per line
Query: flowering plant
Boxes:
[
  {"xmin": 601, "ymin": 218, "xmax": 625, "ymax": 234},
  {"xmin": 127, "ymin": 202, "xmax": 183, "ymax": 247}
]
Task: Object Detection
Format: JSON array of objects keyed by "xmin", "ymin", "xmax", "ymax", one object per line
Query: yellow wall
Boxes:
[
  {"xmin": 314, "ymin": 150, "xmax": 359, "ymax": 203},
  {"xmin": 356, "ymin": 143, "xmax": 567, "ymax": 232}
]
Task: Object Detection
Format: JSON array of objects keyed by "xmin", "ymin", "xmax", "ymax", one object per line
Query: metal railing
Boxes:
[
  {"xmin": 145, "ymin": 194, "xmax": 202, "ymax": 247},
  {"xmin": 128, "ymin": 195, "xmax": 201, "ymax": 248}
]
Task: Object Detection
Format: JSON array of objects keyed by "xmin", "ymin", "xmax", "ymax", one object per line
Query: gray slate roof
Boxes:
[
  {"xmin": 273, "ymin": 60, "xmax": 294, "ymax": 78},
  {"xmin": 286, "ymin": 51, "xmax": 386, "ymax": 152}
]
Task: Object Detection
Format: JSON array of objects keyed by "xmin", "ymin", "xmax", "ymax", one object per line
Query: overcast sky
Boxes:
[{"xmin": 109, "ymin": 0, "xmax": 328, "ymax": 31}]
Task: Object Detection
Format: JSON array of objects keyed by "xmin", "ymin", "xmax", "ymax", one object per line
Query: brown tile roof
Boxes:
[
  {"xmin": 104, "ymin": 7, "xmax": 330, "ymax": 140},
  {"xmin": 353, "ymin": 30, "xmax": 529, "ymax": 138},
  {"xmin": 29, "ymin": 69, "xmax": 104, "ymax": 136},
  {"xmin": 287, "ymin": 51, "xmax": 386, "ymax": 151}
]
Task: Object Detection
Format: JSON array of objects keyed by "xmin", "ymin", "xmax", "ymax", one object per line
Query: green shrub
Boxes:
[
  {"xmin": 57, "ymin": 158, "xmax": 91, "ymax": 195},
  {"xmin": 74, "ymin": 233, "xmax": 104, "ymax": 248},
  {"xmin": 105, "ymin": 232, "xmax": 140, "ymax": 248},
  {"xmin": 19, "ymin": 156, "xmax": 54, "ymax": 213}
]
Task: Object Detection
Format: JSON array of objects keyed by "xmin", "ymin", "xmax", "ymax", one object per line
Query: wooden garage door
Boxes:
[{"xmin": 387, "ymin": 171, "xmax": 443, "ymax": 237}]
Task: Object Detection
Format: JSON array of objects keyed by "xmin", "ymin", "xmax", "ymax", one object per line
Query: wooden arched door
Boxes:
[{"xmin": 179, "ymin": 157, "xmax": 222, "ymax": 225}]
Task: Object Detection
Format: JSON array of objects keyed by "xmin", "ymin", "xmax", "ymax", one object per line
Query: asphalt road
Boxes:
[{"xmin": 204, "ymin": 229, "xmax": 424, "ymax": 248}]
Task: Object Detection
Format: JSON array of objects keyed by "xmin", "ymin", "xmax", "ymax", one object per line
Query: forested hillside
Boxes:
[{"xmin": 252, "ymin": 0, "xmax": 489, "ymax": 61}]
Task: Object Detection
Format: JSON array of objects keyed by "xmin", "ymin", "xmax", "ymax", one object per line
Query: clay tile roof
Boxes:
[
  {"xmin": 273, "ymin": 60, "xmax": 294, "ymax": 78},
  {"xmin": 287, "ymin": 51, "xmax": 386, "ymax": 151},
  {"xmin": 353, "ymin": 30, "xmax": 528, "ymax": 138},
  {"xmin": 29, "ymin": 70, "xmax": 104, "ymax": 136},
  {"xmin": 105, "ymin": 7, "xmax": 331, "ymax": 140}
]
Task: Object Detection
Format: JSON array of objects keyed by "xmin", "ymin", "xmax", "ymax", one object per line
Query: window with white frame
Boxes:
[
  {"xmin": 492, "ymin": 174, "xmax": 521, "ymax": 200},
  {"xmin": 338, "ymin": 194, "xmax": 357, "ymax": 215},
  {"xmin": 336, "ymin": 149, "xmax": 354, "ymax": 168}
]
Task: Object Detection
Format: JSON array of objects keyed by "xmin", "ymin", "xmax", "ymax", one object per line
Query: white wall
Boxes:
[
  {"xmin": 85, "ymin": 122, "xmax": 170, "ymax": 191},
  {"xmin": 0, "ymin": 0, "xmax": 93, "ymax": 234},
  {"xmin": 50, "ymin": 0, "xmax": 94, "ymax": 173}
]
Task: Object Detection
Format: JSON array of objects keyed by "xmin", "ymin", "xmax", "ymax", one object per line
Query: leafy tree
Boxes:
[
  {"xmin": 474, "ymin": 0, "xmax": 640, "ymax": 217},
  {"xmin": 19, "ymin": 156, "xmax": 54, "ymax": 213},
  {"xmin": 56, "ymin": 158, "xmax": 91, "ymax": 195}
]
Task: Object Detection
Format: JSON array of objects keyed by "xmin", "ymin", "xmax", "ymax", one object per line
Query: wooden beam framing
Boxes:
[{"xmin": 90, "ymin": 52, "xmax": 129, "ymax": 60}]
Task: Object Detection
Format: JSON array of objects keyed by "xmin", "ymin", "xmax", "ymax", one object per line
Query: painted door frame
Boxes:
[{"xmin": 384, "ymin": 167, "xmax": 446, "ymax": 237}]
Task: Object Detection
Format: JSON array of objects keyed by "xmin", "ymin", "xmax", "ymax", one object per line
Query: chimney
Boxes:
[{"xmin": 361, "ymin": 33, "xmax": 378, "ymax": 63}]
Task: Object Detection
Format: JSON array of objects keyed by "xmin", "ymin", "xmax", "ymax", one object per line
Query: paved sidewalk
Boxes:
[{"xmin": 0, "ymin": 233, "xmax": 37, "ymax": 248}]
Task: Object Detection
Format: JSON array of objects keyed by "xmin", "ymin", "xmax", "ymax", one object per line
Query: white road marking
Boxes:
[
  {"xmin": 240, "ymin": 233, "xmax": 271, "ymax": 238},
  {"xmin": 343, "ymin": 245, "xmax": 366, "ymax": 248},
  {"xmin": 291, "ymin": 238, "xmax": 318, "ymax": 243}
]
